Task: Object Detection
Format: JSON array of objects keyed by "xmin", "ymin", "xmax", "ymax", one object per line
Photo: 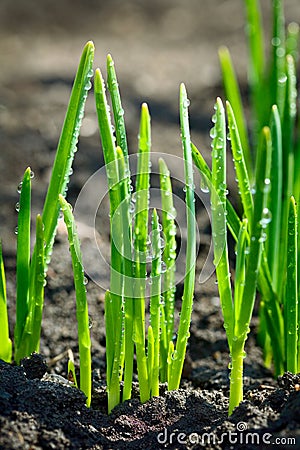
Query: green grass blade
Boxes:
[
  {"xmin": 104, "ymin": 289, "xmax": 121, "ymax": 410},
  {"xmin": 243, "ymin": 0, "xmax": 266, "ymax": 126},
  {"xmin": 146, "ymin": 325, "xmax": 154, "ymax": 396},
  {"xmin": 191, "ymin": 141, "xmax": 275, "ymax": 305},
  {"xmin": 228, "ymin": 218, "xmax": 248, "ymax": 415},
  {"xmin": 158, "ymin": 158, "xmax": 176, "ymax": 382},
  {"xmin": 191, "ymin": 142, "xmax": 241, "ymax": 242},
  {"xmin": 226, "ymin": 101, "xmax": 253, "ymax": 225},
  {"xmin": 115, "ymin": 146, "xmax": 134, "ymax": 406},
  {"xmin": 42, "ymin": 41, "xmax": 94, "ymax": 261},
  {"xmin": 67, "ymin": 349, "xmax": 78, "ymax": 388},
  {"xmin": 107, "ymin": 54, "xmax": 129, "ymax": 161},
  {"xmin": 233, "ymin": 219, "xmax": 248, "ymax": 321},
  {"xmin": 286, "ymin": 22, "xmax": 300, "ymax": 64},
  {"xmin": 168, "ymin": 84, "xmax": 196, "ymax": 390},
  {"xmin": 14, "ymin": 167, "xmax": 31, "ymax": 362},
  {"xmin": 219, "ymin": 47, "xmax": 252, "ymax": 177},
  {"xmin": 210, "ymin": 98, "xmax": 234, "ymax": 350},
  {"xmin": 270, "ymin": 0, "xmax": 286, "ymax": 119},
  {"xmin": 94, "ymin": 68, "xmax": 125, "ymax": 410},
  {"xmin": 283, "ymin": 54, "xmax": 297, "ymax": 198},
  {"xmin": 236, "ymin": 127, "xmax": 272, "ymax": 339},
  {"xmin": 94, "ymin": 68, "xmax": 119, "ymax": 182},
  {"xmin": 27, "ymin": 214, "xmax": 45, "ymax": 354},
  {"xmin": 133, "ymin": 103, "xmax": 151, "ymax": 403},
  {"xmin": 278, "ymin": 54, "xmax": 297, "ymax": 299},
  {"xmin": 59, "ymin": 195, "xmax": 91, "ymax": 407},
  {"xmin": 268, "ymin": 105, "xmax": 282, "ymax": 291},
  {"xmin": 285, "ymin": 196, "xmax": 298, "ymax": 373},
  {"xmin": 229, "ymin": 128, "xmax": 272, "ymax": 415},
  {"xmin": 0, "ymin": 241, "xmax": 12, "ymax": 362},
  {"xmin": 148, "ymin": 208, "xmax": 161, "ymax": 397}
]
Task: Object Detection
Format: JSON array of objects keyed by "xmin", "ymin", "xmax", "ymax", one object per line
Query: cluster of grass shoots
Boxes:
[
  {"xmin": 0, "ymin": 0, "xmax": 298, "ymax": 418},
  {"xmin": 94, "ymin": 58, "xmax": 196, "ymax": 412},
  {"xmin": 192, "ymin": 0, "xmax": 299, "ymax": 414},
  {"xmin": 0, "ymin": 41, "xmax": 94, "ymax": 406},
  {"xmin": 0, "ymin": 42, "xmax": 196, "ymax": 413}
]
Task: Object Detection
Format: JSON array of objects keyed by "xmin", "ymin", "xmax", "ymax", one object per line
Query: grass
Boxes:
[
  {"xmin": 0, "ymin": 45, "xmax": 196, "ymax": 412},
  {"xmin": 0, "ymin": 0, "xmax": 298, "ymax": 418},
  {"xmin": 192, "ymin": 0, "xmax": 299, "ymax": 414},
  {"xmin": 0, "ymin": 41, "xmax": 94, "ymax": 406},
  {"xmin": 94, "ymin": 58, "xmax": 196, "ymax": 412}
]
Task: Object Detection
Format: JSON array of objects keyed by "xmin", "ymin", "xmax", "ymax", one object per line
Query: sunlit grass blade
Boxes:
[
  {"xmin": 268, "ymin": 105, "xmax": 282, "ymax": 290},
  {"xmin": 233, "ymin": 219, "xmax": 248, "ymax": 321},
  {"xmin": 158, "ymin": 158, "xmax": 176, "ymax": 382},
  {"xmin": 94, "ymin": 68, "xmax": 124, "ymax": 411},
  {"xmin": 148, "ymin": 208, "xmax": 161, "ymax": 397},
  {"xmin": 191, "ymin": 142, "xmax": 241, "ymax": 242},
  {"xmin": 278, "ymin": 54, "xmax": 297, "ymax": 299},
  {"xmin": 286, "ymin": 22, "xmax": 300, "ymax": 64},
  {"xmin": 67, "ymin": 349, "xmax": 78, "ymax": 389},
  {"xmin": 210, "ymin": 98, "xmax": 233, "ymax": 350},
  {"xmin": 168, "ymin": 83, "xmax": 196, "ymax": 390},
  {"xmin": 270, "ymin": 0, "xmax": 286, "ymax": 119},
  {"xmin": 147, "ymin": 325, "xmax": 154, "ymax": 397},
  {"xmin": 243, "ymin": 0, "xmax": 266, "ymax": 127},
  {"xmin": 236, "ymin": 127, "xmax": 272, "ymax": 342},
  {"xmin": 42, "ymin": 41, "xmax": 94, "ymax": 261},
  {"xmin": 107, "ymin": 54, "xmax": 128, "ymax": 161},
  {"xmin": 133, "ymin": 103, "xmax": 151, "ymax": 403},
  {"xmin": 229, "ymin": 127, "xmax": 272, "ymax": 415},
  {"xmin": 27, "ymin": 214, "xmax": 45, "ymax": 354},
  {"xmin": 191, "ymin": 141, "xmax": 276, "ymax": 304},
  {"xmin": 285, "ymin": 196, "xmax": 298, "ymax": 373},
  {"xmin": 0, "ymin": 241, "xmax": 12, "ymax": 362},
  {"xmin": 59, "ymin": 195, "xmax": 91, "ymax": 407},
  {"xmin": 229, "ymin": 218, "xmax": 248, "ymax": 415},
  {"xmin": 14, "ymin": 167, "xmax": 31, "ymax": 363},
  {"xmin": 283, "ymin": 54, "xmax": 297, "ymax": 199},
  {"xmin": 226, "ymin": 101, "xmax": 253, "ymax": 225},
  {"xmin": 115, "ymin": 146, "xmax": 134, "ymax": 406},
  {"xmin": 219, "ymin": 47, "xmax": 252, "ymax": 177}
]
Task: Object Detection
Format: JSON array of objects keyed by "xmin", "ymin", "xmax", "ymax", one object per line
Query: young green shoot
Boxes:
[
  {"xmin": 12, "ymin": 41, "xmax": 94, "ymax": 364},
  {"xmin": 0, "ymin": 241, "xmax": 12, "ymax": 362},
  {"xmin": 148, "ymin": 208, "xmax": 162, "ymax": 397},
  {"xmin": 168, "ymin": 84, "xmax": 196, "ymax": 391},
  {"xmin": 158, "ymin": 158, "xmax": 177, "ymax": 382},
  {"xmin": 59, "ymin": 195, "xmax": 92, "ymax": 407}
]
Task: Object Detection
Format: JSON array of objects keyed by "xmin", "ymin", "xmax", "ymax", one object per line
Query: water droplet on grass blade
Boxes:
[
  {"xmin": 209, "ymin": 127, "xmax": 216, "ymax": 138},
  {"xmin": 15, "ymin": 202, "xmax": 20, "ymax": 212},
  {"xmin": 200, "ymin": 175, "xmax": 209, "ymax": 193},
  {"xmin": 14, "ymin": 226, "xmax": 18, "ymax": 235},
  {"xmin": 260, "ymin": 208, "xmax": 272, "ymax": 228},
  {"xmin": 17, "ymin": 182, "xmax": 23, "ymax": 193},
  {"xmin": 258, "ymin": 233, "xmax": 267, "ymax": 243},
  {"xmin": 272, "ymin": 36, "xmax": 281, "ymax": 46},
  {"xmin": 263, "ymin": 178, "xmax": 271, "ymax": 193},
  {"xmin": 37, "ymin": 274, "xmax": 44, "ymax": 283}
]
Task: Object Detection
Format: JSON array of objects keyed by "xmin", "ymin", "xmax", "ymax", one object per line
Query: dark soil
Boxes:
[{"xmin": 1, "ymin": 1, "xmax": 300, "ymax": 449}]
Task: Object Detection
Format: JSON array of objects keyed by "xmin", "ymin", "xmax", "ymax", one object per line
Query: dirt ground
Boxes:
[{"xmin": 0, "ymin": 1, "xmax": 300, "ymax": 449}]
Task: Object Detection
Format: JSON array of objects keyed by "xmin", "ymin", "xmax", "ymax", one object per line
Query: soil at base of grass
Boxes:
[{"xmin": 0, "ymin": 354, "xmax": 299, "ymax": 449}]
